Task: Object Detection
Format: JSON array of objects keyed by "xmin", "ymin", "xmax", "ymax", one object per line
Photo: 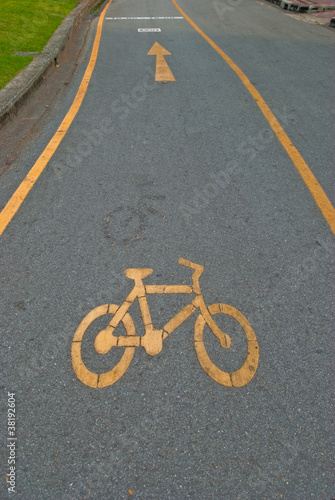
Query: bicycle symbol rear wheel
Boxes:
[
  {"xmin": 194, "ymin": 303, "xmax": 259, "ymax": 387},
  {"xmin": 71, "ymin": 304, "xmax": 136, "ymax": 388}
]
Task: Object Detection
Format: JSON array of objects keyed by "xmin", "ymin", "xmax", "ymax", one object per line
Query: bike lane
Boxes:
[{"xmin": 0, "ymin": 0, "xmax": 334, "ymax": 497}]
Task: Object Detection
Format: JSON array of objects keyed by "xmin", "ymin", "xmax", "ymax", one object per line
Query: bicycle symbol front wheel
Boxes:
[
  {"xmin": 71, "ymin": 304, "xmax": 136, "ymax": 388},
  {"xmin": 194, "ymin": 303, "xmax": 259, "ymax": 387}
]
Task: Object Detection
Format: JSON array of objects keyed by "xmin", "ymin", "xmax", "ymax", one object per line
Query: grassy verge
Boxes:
[
  {"xmin": 90, "ymin": 0, "xmax": 107, "ymax": 16},
  {"xmin": 0, "ymin": 0, "xmax": 78, "ymax": 90}
]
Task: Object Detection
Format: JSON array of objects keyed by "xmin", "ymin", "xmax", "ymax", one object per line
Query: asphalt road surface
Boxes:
[{"xmin": 1, "ymin": 0, "xmax": 334, "ymax": 498}]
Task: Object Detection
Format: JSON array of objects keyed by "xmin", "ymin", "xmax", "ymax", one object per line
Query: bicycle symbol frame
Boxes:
[{"xmin": 71, "ymin": 258, "xmax": 259, "ymax": 388}]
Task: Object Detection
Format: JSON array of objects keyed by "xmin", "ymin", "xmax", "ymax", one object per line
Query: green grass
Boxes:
[
  {"xmin": 0, "ymin": 0, "xmax": 78, "ymax": 90},
  {"xmin": 90, "ymin": 0, "xmax": 107, "ymax": 16}
]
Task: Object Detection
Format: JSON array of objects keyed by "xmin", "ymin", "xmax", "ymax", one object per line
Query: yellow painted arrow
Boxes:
[{"xmin": 147, "ymin": 42, "xmax": 176, "ymax": 82}]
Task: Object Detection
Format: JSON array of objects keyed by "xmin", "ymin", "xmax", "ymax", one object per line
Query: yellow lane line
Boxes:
[
  {"xmin": 0, "ymin": 0, "xmax": 114, "ymax": 236},
  {"xmin": 172, "ymin": 0, "xmax": 335, "ymax": 235}
]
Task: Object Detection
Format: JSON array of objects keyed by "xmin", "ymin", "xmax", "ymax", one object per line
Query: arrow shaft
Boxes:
[{"xmin": 155, "ymin": 54, "xmax": 175, "ymax": 82}]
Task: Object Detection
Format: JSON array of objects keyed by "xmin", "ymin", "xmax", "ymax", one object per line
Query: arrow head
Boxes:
[{"xmin": 147, "ymin": 42, "xmax": 171, "ymax": 56}]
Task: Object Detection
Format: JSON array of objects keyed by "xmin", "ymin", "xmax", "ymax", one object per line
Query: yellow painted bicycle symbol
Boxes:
[{"xmin": 71, "ymin": 258, "xmax": 259, "ymax": 388}]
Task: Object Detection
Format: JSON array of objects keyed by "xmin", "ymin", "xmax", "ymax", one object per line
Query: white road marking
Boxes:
[{"xmin": 138, "ymin": 28, "xmax": 162, "ymax": 32}]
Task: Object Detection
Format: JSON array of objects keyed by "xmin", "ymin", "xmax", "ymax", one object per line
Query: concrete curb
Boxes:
[
  {"xmin": 0, "ymin": 0, "xmax": 102, "ymax": 128},
  {"xmin": 266, "ymin": 0, "xmax": 335, "ymax": 13}
]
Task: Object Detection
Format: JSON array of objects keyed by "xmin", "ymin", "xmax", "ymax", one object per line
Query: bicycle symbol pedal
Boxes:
[{"xmin": 71, "ymin": 258, "xmax": 259, "ymax": 388}]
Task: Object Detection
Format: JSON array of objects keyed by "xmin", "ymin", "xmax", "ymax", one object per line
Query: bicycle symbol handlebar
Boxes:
[{"xmin": 71, "ymin": 259, "xmax": 259, "ymax": 389}]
